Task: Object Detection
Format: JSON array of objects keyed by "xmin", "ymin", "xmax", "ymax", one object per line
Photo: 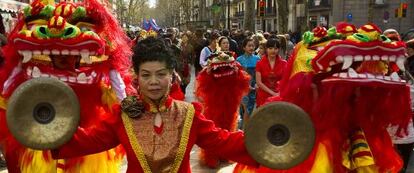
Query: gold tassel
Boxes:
[
  {"xmin": 0, "ymin": 96, "xmax": 6, "ymax": 110},
  {"xmin": 101, "ymin": 83, "xmax": 118, "ymax": 112}
]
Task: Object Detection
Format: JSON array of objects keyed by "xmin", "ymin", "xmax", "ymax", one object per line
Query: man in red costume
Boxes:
[
  {"xmin": 195, "ymin": 51, "xmax": 250, "ymax": 168},
  {"xmin": 0, "ymin": 0, "xmax": 133, "ymax": 172}
]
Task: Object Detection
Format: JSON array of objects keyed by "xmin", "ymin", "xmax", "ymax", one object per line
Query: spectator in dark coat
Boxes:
[
  {"xmin": 192, "ymin": 29, "xmax": 208, "ymax": 75},
  {"xmin": 222, "ymin": 29, "xmax": 239, "ymax": 57}
]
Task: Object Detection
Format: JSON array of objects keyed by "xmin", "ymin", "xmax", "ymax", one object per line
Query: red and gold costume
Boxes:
[
  {"xmin": 53, "ymin": 95, "xmax": 259, "ymax": 173},
  {"xmin": 195, "ymin": 51, "xmax": 250, "ymax": 168},
  {"xmin": 0, "ymin": 0, "xmax": 133, "ymax": 172},
  {"xmin": 234, "ymin": 23, "xmax": 411, "ymax": 173}
]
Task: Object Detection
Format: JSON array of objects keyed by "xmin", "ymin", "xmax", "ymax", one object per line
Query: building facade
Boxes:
[
  {"xmin": 0, "ymin": 0, "xmax": 29, "ymax": 34},
  {"xmin": 332, "ymin": 0, "xmax": 413, "ymax": 33},
  {"xmin": 302, "ymin": 0, "xmax": 414, "ymax": 34},
  {"xmin": 186, "ymin": 0, "xmax": 414, "ymax": 34}
]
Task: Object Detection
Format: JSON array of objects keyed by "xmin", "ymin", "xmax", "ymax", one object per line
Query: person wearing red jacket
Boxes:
[{"xmin": 53, "ymin": 37, "xmax": 259, "ymax": 173}]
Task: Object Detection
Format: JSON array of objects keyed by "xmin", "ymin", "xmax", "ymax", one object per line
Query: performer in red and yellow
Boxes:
[
  {"xmin": 195, "ymin": 51, "xmax": 250, "ymax": 168},
  {"xmin": 234, "ymin": 23, "xmax": 411, "ymax": 173},
  {"xmin": 0, "ymin": 0, "xmax": 133, "ymax": 172},
  {"xmin": 52, "ymin": 37, "xmax": 259, "ymax": 173}
]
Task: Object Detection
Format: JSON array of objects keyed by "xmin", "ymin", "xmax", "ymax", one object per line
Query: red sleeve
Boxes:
[
  {"xmin": 192, "ymin": 103, "xmax": 260, "ymax": 167},
  {"xmin": 52, "ymin": 106, "xmax": 121, "ymax": 159},
  {"xmin": 256, "ymin": 59, "xmax": 264, "ymax": 74}
]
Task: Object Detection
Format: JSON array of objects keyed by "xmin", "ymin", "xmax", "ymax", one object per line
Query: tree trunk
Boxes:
[
  {"xmin": 244, "ymin": 0, "xmax": 255, "ymax": 31},
  {"xmin": 212, "ymin": 0, "xmax": 221, "ymax": 29},
  {"xmin": 367, "ymin": 0, "xmax": 374, "ymax": 23},
  {"xmin": 296, "ymin": 0, "xmax": 309, "ymax": 33},
  {"xmin": 277, "ymin": 0, "xmax": 289, "ymax": 33}
]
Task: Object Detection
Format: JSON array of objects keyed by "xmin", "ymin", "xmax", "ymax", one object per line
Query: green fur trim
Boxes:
[
  {"xmin": 72, "ymin": 7, "xmax": 87, "ymax": 20},
  {"xmin": 23, "ymin": 6, "xmax": 32, "ymax": 17},
  {"xmin": 327, "ymin": 27, "xmax": 337, "ymax": 37},
  {"xmin": 303, "ymin": 31, "xmax": 314, "ymax": 44},
  {"xmin": 39, "ymin": 5, "xmax": 55, "ymax": 18}
]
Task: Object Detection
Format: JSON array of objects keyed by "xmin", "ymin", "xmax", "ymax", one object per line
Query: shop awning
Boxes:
[{"xmin": 0, "ymin": 0, "xmax": 29, "ymax": 13}]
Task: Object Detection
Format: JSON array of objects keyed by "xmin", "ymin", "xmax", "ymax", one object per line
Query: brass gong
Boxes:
[
  {"xmin": 6, "ymin": 77, "xmax": 80, "ymax": 150},
  {"xmin": 244, "ymin": 102, "xmax": 315, "ymax": 170}
]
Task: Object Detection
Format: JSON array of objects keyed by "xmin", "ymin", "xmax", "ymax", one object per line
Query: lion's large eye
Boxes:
[
  {"xmin": 27, "ymin": 19, "xmax": 48, "ymax": 31},
  {"xmin": 352, "ymin": 33, "xmax": 370, "ymax": 42},
  {"xmin": 76, "ymin": 22, "xmax": 95, "ymax": 32}
]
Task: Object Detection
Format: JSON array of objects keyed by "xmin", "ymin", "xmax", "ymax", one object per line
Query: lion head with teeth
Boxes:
[
  {"xmin": 0, "ymin": 0, "xmax": 131, "ymax": 172},
  {"xmin": 205, "ymin": 51, "xmax": 239, "ymax": 78},
  {"xmin": 255, "ymin": 23, "xmax": 412, "ymax": 172}
]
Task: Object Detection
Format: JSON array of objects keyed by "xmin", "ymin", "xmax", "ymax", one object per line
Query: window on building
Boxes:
[
  {"xmin": 375, "ymin": 0, "xmax": 385, "ymax": 4},
  {"xmin": 267, "ymin": 0, "xmax": 273, "ymax": 14}
]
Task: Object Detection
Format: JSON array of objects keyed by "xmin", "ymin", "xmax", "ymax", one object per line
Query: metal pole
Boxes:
[
  {"xmin": 399, "ymin": 0, "xmax": 402, "ymax": 32},
  {"xmin": 227, "ymin": 0, "xmax": 231, "ymax": 29}
]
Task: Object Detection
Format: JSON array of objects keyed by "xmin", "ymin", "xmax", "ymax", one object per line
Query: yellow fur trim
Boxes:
[
  {"xmin": 72, "ymin": 150, "xmax": 122, "ymax": 173},
  {"xmin": 63, "ymin": 5, "xmax": 71, "ymax": 16},
  {"xmin": 291, "ymin": 43, "xmax": 317, "ymax": 77},
  {"xmin": 0, "ymin": 96, "xmax": 6, "ymax": 110},
  {"xmin": 20, "ymin": 149, "xmax": 122, "ymax": 173},
  {"xmin": 55, "ymin": 6, "xmax": 62, "ymax": 16},
  {"xmin": 40, "ymin": 0, "xmax": 55, "ymax": 5},
  {"xmin": 101, "ymin": 83, "xmax": 118, "ymax": 112},
  {"xmin": 56, "ymin": 17, "xmax": 64, "ymax": 27},
  {"xmin": 353, "ymin": 165, "xmax": 379, "ymax": 173},
  {"xmin": 310, "ymin": 143, "xmax": 334, "ymax": 173},
  {"xmin": 20, "ymin": 149, "xmax": 57, "ymax": 173},
  {"xmin": 121, "ymin": 103, "xmax": 195, "ymax": 173}
]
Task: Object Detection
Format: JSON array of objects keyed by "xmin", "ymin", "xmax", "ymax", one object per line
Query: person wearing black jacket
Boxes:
[
  {"xmin": 222, "ymin": 29, "xmax": 239, "ymax": 56},
  {"xmin": 192, "ymin": 29, "xmax": 208, "ymax": 76},
  {"xmin": 406, "ymin": 39, "xmax": 414, "ymax": 77}
]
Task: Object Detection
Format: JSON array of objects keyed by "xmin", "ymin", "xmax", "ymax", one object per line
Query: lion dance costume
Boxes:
[
  {"xmin": 234, "ymin": 23, "xmax": 411, "ymax": 173},
  {"xmin": 196, "ymin": 51, "xmax": 250, "ymax": 168},
  {"xmin": 0, "ymin": 0, "xmax": 133, "ymax": 172}
]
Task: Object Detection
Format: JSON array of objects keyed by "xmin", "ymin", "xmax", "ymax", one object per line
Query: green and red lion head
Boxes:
[
  {"xmin": 205, "ymin": 51, "xmax": 239, "ymax": 78},
  {"xmin": 264, "ymin": 23, "xmax": 411, "ymax": 172},
  {"xmin": 0, "ymin": 0, "xmax": 131, "ymax": 172},
  {"xmin": 1, "ymin": 0, "xmax": 132, "ymax": 97}
]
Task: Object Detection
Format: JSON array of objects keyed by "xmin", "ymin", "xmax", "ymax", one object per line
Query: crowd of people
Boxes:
[
  {"xmin": 126, "ymin": 28, "xmax": 297, "ymax": 117},
  {"xmin": 2, "ymin": 14, "xmax": 414, "ymax": 171},
  {"xmin": 123, "ymin": 26, "xmax": 414, "ymax": 172}
]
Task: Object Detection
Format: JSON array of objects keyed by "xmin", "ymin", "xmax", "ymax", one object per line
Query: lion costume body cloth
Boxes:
[
  {"xmin": 0, "ymin": 0, "xmax": 134, "ymax": 172},
  {"xmin": 195, "ymin": 52, "xmax": 250, "ymax": 168},
  {"xmin": 234, "ymin": 23, "xmax": 411, "ymax": 173}
]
